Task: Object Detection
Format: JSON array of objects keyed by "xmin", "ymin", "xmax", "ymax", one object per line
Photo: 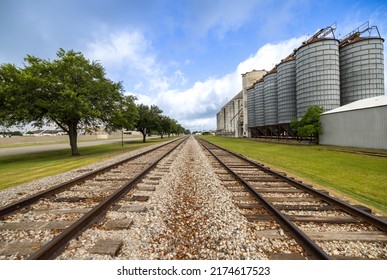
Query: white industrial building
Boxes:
[
  {"xmin": 216, "ymin": 70, "xmax": 266, "ymax": 137},
  {"xmin": 216, "ymin": 91, "xmax": 243, "ymax": 137},
  {"xmin": 319, "ymin": 95, "xmax": 387, "ymax": 149}
]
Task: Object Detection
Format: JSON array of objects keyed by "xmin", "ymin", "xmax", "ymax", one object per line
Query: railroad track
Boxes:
[
  {"xmin": 197, "ymin": 137, "xmax": 387, "ymax": 260},
  {"xmin": 0, "ymin": 137, "xmax": 188, "ymax": 259}
]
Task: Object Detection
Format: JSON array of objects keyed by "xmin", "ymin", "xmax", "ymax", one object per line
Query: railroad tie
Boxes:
[
  {"xmin": 89, "ymin": 239, "xmax": 123, "ymax": 257},
  {"xmin": 0, "ymin": 242, "xmax": 44, "ymax": 257},
  {"xmin": 138, "ymin": 186, "xmax": 156, "ymax": 191},
  {"xmin": 104, "ymin": 218, "xmax": 133, "ymax": 230},
  {"xmin": 117, "ymin": 205, "xmax": 147, "ymax": 212},
  {"xmin": 129, "ymin": 195, "xmax": 149, "ymax": 202}
]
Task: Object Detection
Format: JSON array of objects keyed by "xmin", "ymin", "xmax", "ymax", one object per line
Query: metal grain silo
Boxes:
[
  {"xmin": 277, "ymin": 58, "xmax": 297, "ymax": 123},
  {"xmin": 246, "ymin": 86, "xmax": 255, "ymax": 128},
  {"xmin": 296, "ymin": 39, "xmax": 341, "ymax": 118},
  {"xmin": 339, "ymin": 37, "xmax": 384, "ymax": 105},
  {"xmin": 254, "ymin": 80, "xmax": 265, "ymax": 127},
  {"xmin": 264, "ymin": 70, "xmax": 278, "ymax": 125}
]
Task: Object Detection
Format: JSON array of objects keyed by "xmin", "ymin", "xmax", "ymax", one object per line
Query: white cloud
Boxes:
[
  {"xmin": 86, "ymin": 30, "xmax": 306, "ymax": 131},
  {"xmin": 130, "ymin": 92, "xmax": 154, "ymax": 106},
  {"xmin": 180, "ymin": 117, "xmax": 216, "ymax": 131},
  {"xmin": 237, "ymin": 37, "xmax": 306, "ymax": 73},
  {"xmin": 132, "ymin": 36, "xmax": 306, "ymax": 131},
  {"xmin": 86, "ymin": 31, "xmax": 153, "ymax": 70},
  {"xmin": 85, "ymin": 30, "xmax": 185, "ymax": 92}
]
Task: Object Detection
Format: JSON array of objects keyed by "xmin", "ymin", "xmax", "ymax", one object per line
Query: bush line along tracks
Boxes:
[
  {"xmin": 0, "ymin": 136, "xmax": 386, "ymax": 259},
  {"xmin": 0, "ymin": 137, "xmax": 188, "ymax": 259},
  {"xmin": 197, "ymin": 137, "xmax": 387, "ymax": 260}
]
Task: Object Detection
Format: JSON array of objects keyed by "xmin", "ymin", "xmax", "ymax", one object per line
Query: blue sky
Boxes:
[{"xmin": 1, "ymin": 0, "xmax": 386, "ymax": 131}]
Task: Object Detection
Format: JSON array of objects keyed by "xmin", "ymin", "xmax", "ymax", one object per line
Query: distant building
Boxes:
[
  {"xmin": 216, "ymin": 70, "xmax": 266, "ymax": 137},
  {"xmin": 216, "ymin": 91, "xmax": 243, "ymax": 137},
  {"xmin": 23, "ymin": 129, "xmax": 65, "ymax": 136}
]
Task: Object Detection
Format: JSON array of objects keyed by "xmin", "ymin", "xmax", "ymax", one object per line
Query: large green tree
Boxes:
[
  {"xmin": 133, "ymin": 104, "xmax": 163, "ymax": 143},
  {"xmin": 0, "ymin": 49, "xmax": 137, "ymax": 155},
  {"xmin": 290, "ymin": 106, "xmax": 323, "ymax": 143}
]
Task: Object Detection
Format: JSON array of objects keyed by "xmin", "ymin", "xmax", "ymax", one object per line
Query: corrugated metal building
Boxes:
[
  {"xmin": 217, "ymin": 23, "xmax": 385, "ymax": 148},
  {"xmin": 319, "ymin": 95, "xmax": 387, "ymax": 149},
  {"xmin": 242, "ymin": 70, "xmax": 267, "ymax": 137}
]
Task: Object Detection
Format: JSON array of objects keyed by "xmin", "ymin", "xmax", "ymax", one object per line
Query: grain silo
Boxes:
[
  {"xmin": 264, "ymin": 69, "xmax": 278, "ymax": 131},
  {"xmin": 254, "ymin": 80, "xmax": 265, "ymax": 128},
  {"xmin": 242, "ymin": 70, "xmax": 267, "ymax": 137},
  {"xmin": 296, "ymin": 25, "xmax": 341, "ymax": 118},
  {"xmin": 339, "ymin": 22, "xmax": 384, "ymax": 105},
  {"xmin": 277, "ymin": 55, "xmax": 297, "ymax": 125},
  {"xmin": 246, "ymin": 86, "xmax": 255, "ymax": 128}
]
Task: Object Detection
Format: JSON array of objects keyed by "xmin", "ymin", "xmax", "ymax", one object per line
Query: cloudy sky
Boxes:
[{"xmin": 1, "ymin": 0, "xmax": 386, "ymax": 131}]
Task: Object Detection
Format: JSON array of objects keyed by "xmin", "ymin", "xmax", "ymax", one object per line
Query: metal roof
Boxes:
[{"xmin": 322, "ymin": 95, "xmax": 387, "ymax": 115}]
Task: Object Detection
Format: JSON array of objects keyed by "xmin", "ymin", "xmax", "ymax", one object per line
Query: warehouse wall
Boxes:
[
  {"xmin": 319, "ymin": 105, "xmax": 387, "ymax": 149},
  {"xmin": 216, "ymin": 91, "xmax": 243, "ymax": 137}
]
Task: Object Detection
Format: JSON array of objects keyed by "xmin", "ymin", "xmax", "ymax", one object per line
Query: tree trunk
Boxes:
[
  {"xmin": 141, "ymin": 128, "xmax": 147, "ymax": 143},
  {"xmin": 68, "ymin": 124, "xmax": 80, "ymax": 156}
]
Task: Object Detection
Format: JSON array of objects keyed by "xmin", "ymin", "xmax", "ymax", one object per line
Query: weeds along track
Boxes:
[
  {"xmin": 0, "ymin": 137, "xmax": 188, "ymax": 259},
  {"xmin": 197, "ymin": 137, "xmax": 387, "ymax": 260}
]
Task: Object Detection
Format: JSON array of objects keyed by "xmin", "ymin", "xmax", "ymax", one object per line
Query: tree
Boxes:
[
  {"xmin": 159, "ymin": 116, "xmax": 183, "ymax": 138},
  {"xmin": 156, "ymin": 116, "xmax": 187, "ymax": 138},
  {"xmin": 169, "ymin": 119, "xmax": 180, "ymax": 137},
  {"xmin": 0, "ymin": 49, "xmax": 136, "ymax": 156},
  {"xmin": 110, "ymin": 95, "xmax": 139, "ymax": 132},
  {"xmin": 158, "ymin": 116, "xmax": 169, "ymax": 139},
  {"xmin": 290, "ymin": 106, "xmax": 323, "ymax": 143},
  {"xmin": 133, "ymin": 104, "xmax": 163, "ymax": 143},
  {"xmin": 172, "ymin": 122, "xmax": 186, "ymax": 136}
]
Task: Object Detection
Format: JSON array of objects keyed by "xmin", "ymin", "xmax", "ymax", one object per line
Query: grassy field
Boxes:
[
  {"xmin": 0, "ymin": 137, "xmax": 174, "ymax": 190},
  {"xmin": 200, "ymin": 136, "xmax": 387, "ymax": 215}
]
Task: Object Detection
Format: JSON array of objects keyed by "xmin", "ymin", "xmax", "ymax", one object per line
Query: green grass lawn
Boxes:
[
  {"xmin": 0, "ymin": 137, "xmax": 174, "ymax": 190},
  {"xmin": 200, "ymin": 136, "xmax": 387, "ymax": 215}
]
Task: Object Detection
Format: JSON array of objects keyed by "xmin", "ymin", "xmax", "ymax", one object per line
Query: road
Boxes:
[{"xmin": 0, "ymin": 137, "xmax": 151, "ymax": 156}]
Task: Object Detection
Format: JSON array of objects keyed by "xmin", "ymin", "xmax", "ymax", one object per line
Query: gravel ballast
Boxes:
[{"xmin": 57, "ymin": 136, "xmax": 302, "ymax": 259}]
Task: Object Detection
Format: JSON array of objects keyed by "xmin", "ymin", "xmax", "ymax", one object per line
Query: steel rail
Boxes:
[
  {"xmin": 198, "ymin": 138, "xmax": 387, "ymax": 232},
  {"xmin": 28, "ymin": 137, "xmax": 188, "ymax": 260},
  {"xmin": 0, "ymin": 137, "xmax": 183, "ymax": 218},
  {"xmin": 198, "ymin": 138, "xmax": 332, "ymax": 260}
]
